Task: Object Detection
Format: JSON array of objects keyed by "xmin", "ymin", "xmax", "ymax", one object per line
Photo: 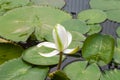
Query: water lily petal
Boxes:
[
  {"xmin": 63, "ymin": 47, "xmax": 79, "ymax": 54},
  {"xmin": 53, "ymin": 24, "xmax": 68, "ymax": 51},
  {"xmin": 65, "ymin": 31, "xmax": 72, "ymax": 48},
  {"xmin": 37, "ymin": 42, "xmax": 56, "ymax": 49},
  {"xmin": 39, "ymin": 50, "xmax": 59, "ymax": 57}
]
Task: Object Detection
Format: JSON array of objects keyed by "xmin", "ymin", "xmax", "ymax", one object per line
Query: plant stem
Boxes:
[{"xmin": 57, "ymin": 52, "xmax": 63, "ymax": 70}]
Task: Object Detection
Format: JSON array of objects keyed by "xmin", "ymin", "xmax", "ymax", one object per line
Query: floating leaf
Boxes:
[
  {"xmin": 82, "ymin": 34, "xmax": 115, "ymax": 66},
  {"xmin": 113, "ymin": 38, "xmax": 120, "ymax": 64},
  {"xmin": 68, "ymin": 31, "xmax": 86, "ymax": 49},
  {"xmin": 87, "ymin": 24, "xmax": 102, "ymax": 35},
  {"xmin": 113, "ymin": 47, "xmax": 120, "ymax": 64},
  {"xmin": 22, "ymin": 46, "xmax": 65, "ymax": 66},
  {"xmin": 0, "ymin": 43, "xmax": 23, "ymax": 64},
  {"xmin": 116, "ymin": 27, "xmax": 120, "ymax": 37},
  {"xmin": 0, "ymin": 0, "xmax": 30, "ymax": 16},
  {"xmin": 0, "ymin": 9, "xmax": 6, "ymax": 16},
  {"xmin": 95, "ymin": 1, "xmax": 120, "ymax": 23},
  {"xmin": 49, "ymin": 70, "xmax": 70, "ymax": 80},
  {"xmin": 0, "ymin": 0, "xmax": 29, "ymax": 10},
  {"xmin": 61, "ymin": 19, "xmax": 90, "ymax": 34},
  {"xmin": 35, "ymin": 24, "xmax": 53, "ymax": 42},
  {"xmin": 63, "ymin": 61, "xmax": 101, "ymax": 80},
  {"xmin": 90, "ymin": 0, "xmax": 120, "ymax": 10},
  {"xmin": 106, "ymin": 10, "xmax": 120, "ymax": 22},
  {"xmin": 100, "ymin": 69, "xmax": 120, "ymax": 80},
  {"xmin": 78, "ymin": 9, "xmax": 107, "ymax": 24},
  {"xmin": 117, "ymin": 38, "xmax": 120, "ymax": 47},
  {"xmin": 0, "ymin": 6, "xmax": 71, "ymax": 42},
  {"xmin": 0, "ymin": 58, "xmax": 49, "ymax": 80},
  {"xmin": 31, "ymin": 0, "xmax": 65, "ymax": 8}
]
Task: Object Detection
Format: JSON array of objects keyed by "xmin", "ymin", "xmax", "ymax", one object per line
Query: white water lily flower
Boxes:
[{"xmin": 37, "ymin": 24, "xmax": 79, "ymax": 57}]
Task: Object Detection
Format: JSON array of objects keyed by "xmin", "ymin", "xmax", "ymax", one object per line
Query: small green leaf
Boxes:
[
  {"xmin": 61, "ymin": 19, "xmax": 90, "ymax": 34},
  {"xmin": 0, "ymin": 43, "xmax": 23, "ymax": 64},
  {"xmin": 22, "ymin": 46, "xmax": 65, "ymax": 66},
  {"xmin": 78, "ymin": 9, "xmax": 107, "ymax": 24},
  {"xmin": 31, "ymin": 0, "xmax": 65, "ymax": 8},
  {"xmin": 100, "ymin": 69, "xmax": 120, "ymax": 80},
  {"xmin": 87, "ymin": 24, "xmax": 102, "ymax": 35},
  {"xmin": 0, "ymin": 58, "xmax": 49, "ymax": 80},
  {"xmin": 90, "ymin": 0, "xmax": 120, "ymax": 10},
  {"xmin": 63, "ymin": 61, "xmax": 101, "ymax": 80},
  {"xmin": 106, "ymin": 10, "xmax": 120, "ymax": 22},
  {"xmin": 82, "ymin": 34, "xmax": 115, "ymax": 66},
  {"xmin": 49, "ymin": 70, "xmax": 70, "ymax": 80}
]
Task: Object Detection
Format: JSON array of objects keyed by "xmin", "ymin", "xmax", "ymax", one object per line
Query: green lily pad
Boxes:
[
  {"xmin": 87, "ymin": 24, "xmax": 102, "ymax": 35},
  {"xmin": 82, "ymin": 34, "xmax": 115, "ymax": 66},
  {"xmin": 106, "ymin": 10, "xmax": 120, "ymax": 22},
  {"xmin": 117, "ymin": 38, "xmax": 120, "ymax": 47},
  {"xmin": 31, "ymin": 0, "xmax": 65, "ymax": 8},
  {"xmin": 113, "ymin": 47, "xmax": 120, "ymax": 64},
  {"xmin": 116, "ymin": 27, "xmax": 120, "ymax": 37},
  {"xmin": 0, "ymin": 58, "xmax": 49, "ymax": 80},
  {"xmin": 22, "ymin": 46, "xmax": 65, "ymax": 66},
  {"xmin": 61, "ymin": 19, "xmax": 90, "ymax": 34},
  {"xmin": 0, "ymin": 6, "xmax": 71, "ymax": 42},
  {"xmin": 90, "ymin": 0, "xmax": 120, "ymax": 10},
  {"xmin": 100, "ymin": 69, "xmax": 120, "ymax": 80},
  {"xmin": 0, "ymin": 9, "xmax": 6, "ymax": 16},
  {"xmin": 35, "ymin": 24, "xmax": 53, "ymax": 42},
  {"xmin": 0, "ymin": 43, "xmax": 24, "ymax": 64},
  {"xmin": 113, "ymin": 38, "xmax": 120, "ymax": 64},
  {"xmin": 68, "ymin": 31, "xmax": 86, "ymax": 49},
  {"xmin": 63, "ymin": 61, "xmax": 101, "ymax": 80},
  {"xmin": 78, "ymin": 9, "xmax": 107, "ymax": 24},
  {"xmin": 0, "ymin": 0, "xmax": 29, "ymax": 10}
]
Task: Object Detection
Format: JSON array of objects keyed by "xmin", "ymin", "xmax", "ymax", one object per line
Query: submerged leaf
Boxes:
[
  {"xmin": 0, "ymin": 43, "xmax": 23, "ymax": 64},
  {"xmin": 49, "ymin": 70, "xmax": 70, "ymax": 80}
]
